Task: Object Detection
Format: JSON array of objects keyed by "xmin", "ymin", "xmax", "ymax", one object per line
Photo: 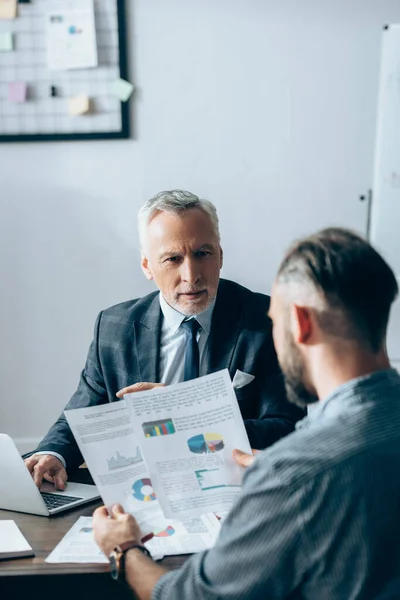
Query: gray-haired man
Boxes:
[
  {"xmin": 93, "ymin": 227, "xmax": 400, "ymax": 600},
  {"xmin": 26, "ymin": 189, "xmax": 303, "ymax": 489}
]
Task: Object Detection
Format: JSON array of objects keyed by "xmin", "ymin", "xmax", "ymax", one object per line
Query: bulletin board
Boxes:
[{"xmin": 0, "ymin": 0, "xmax": 130, "ymax": 142}]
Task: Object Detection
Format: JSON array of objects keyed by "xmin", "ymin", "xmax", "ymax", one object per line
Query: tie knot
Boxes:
[{"xmin": 181, "ymin": 318, "xmax": 201, "ymax": 337}]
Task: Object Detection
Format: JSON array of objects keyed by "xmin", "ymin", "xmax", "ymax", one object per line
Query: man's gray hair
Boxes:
[
  {"xmin": 138, "ymin": 189, "xmax": 220, "ymax": 250},
  {"xmin": 276, "ymin": 227, "xmax": 399, "ymax": 352}
]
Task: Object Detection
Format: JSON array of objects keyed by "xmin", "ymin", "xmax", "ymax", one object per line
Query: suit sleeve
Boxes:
[
  {"xmin": 240, "ymin": 332, "xmax": 306, "ymax": 450},
  {"xmin": 27, "ymin": 312, "xmax": 108, "ymax": 472}
]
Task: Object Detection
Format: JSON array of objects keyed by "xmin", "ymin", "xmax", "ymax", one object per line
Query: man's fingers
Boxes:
[
  {"xmin": 42, "ymin": 468, "xmax": 67, "ymax": 490},
  {"xmin": 27, "ymin": 455, "xmax": 66, "ymax": 489},
  {"xmin": 232, "ymin": 449, "xmax": 256, "ymax": 468},
  {"xmin": 93, "ymin": 506, "xmax": 109, "ymax": 524},
  {"xmin": 112, "ymin": 504, "xmax": 125, "ymax": 518},
  {"xmin": 94, "ymin": 505, "xmax": 109, "ymax": 517},
  {"xmin": 116, "ymin": 382, "xmax": 166, "ymax": 398},
  {"xmin": 53, "ymin": 470, "xmax": 68, "ymax": 491},
  {"xmin": 24, "ymin": 456, "xmax": 39, "ymax": 474},
  {"xmin": 32, "ymin": 462, "xmax": 46, "ymax": 488}
]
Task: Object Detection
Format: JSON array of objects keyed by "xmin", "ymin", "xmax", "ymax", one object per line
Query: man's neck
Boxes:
[{"xmin": 311, "ymin": 344, "xmax": 392, "ymax": 402}]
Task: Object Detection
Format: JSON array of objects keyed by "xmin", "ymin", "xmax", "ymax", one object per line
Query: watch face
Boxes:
[{"xmin": 109, "ymin": 551, "xmax": 120, "ymax": 580}]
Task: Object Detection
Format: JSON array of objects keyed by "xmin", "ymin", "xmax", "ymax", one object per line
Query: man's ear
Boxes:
[
  {"xmin": 141, "ymin": 254, "xmax": 153, "ymax": 281},
  {"xmin": 291, "ymin": 304, "xmax": 312, "ymax": 344},
  {"xmin": 219, "ymin": 246, "xmax": 223, "ymax": 269}
]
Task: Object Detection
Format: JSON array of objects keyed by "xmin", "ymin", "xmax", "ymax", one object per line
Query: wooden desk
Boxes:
[{"xmin": 0, "ymin": 471, "xmax": 188, "ymax": 599}]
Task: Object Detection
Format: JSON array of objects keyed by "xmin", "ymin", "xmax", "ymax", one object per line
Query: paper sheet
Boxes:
[
  {"xmin": 110, "ymin": 78, "xmax": 134, "ymax": 102},
  {"xmin": 45, "ymin": 517, "xmax": 108, "ymax": 564},
  {"xmin": 126, "ymin": 370, "xmax": 252, "ymax": 519},
  {"xmin": 145, "ymin": 513, "xmax": 221, "ymax": 557},
  {"xmin": 0, "ymin": 32, "xmax": 13, "ymax": 52},
  {"xmin": 0, "ymin": 0, "xmax": 17, "ymax": 20},
  {"xmin": 68, "ymin": 95, "xmax": 90, "ymax": 116},
  {"xmin": 65, "ymin": 403, "xmax": 165, "ymax": 536},
  {"xmin": 45, "ymin": 514, "xmax": 220, "ymax": 563},
  {"xmin": 0, "ymin": 521, "xmax": 33, "ymax": 559},
  {"xmin": 46, "ymin": 0, "xmax": 98, "ymax": 70},
  {"xmin": 8, "ymin": 82, "xmax": 27, "ymax": 103}
]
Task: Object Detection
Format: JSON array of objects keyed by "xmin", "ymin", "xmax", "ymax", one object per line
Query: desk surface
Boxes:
[
  {"xmin": 0, "ymin": 470, "xmax": 188, "ymax": 581},
  {"xmin": 0, "ymin": 502, "xmax": 187, "ymax": 578}
]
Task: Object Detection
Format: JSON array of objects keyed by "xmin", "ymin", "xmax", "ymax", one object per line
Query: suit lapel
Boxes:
[
  {"xmin": 134, "ymin": 294, "xmax": 162, "ymax": 383},
  {"xmin": 206, "ymin": 280, "xmax": 242, "ymax": 376}
]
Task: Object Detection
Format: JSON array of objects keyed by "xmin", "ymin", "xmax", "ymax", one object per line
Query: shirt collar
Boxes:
[
  {"xmin": 297, "ymin": 368, "xmax": 400, "ymax": 430},
  {"xmin": 159, "ymin": 292, "xmax": 216, "ymax": 335}
]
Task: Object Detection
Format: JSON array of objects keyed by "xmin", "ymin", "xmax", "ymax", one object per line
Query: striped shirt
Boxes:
[{"xmin": 153, "ymin": 369, "xmax": 400, "ymax": 600}]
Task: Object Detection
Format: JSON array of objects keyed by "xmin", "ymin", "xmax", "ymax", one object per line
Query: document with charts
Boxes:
[
  {"xmin": 46, "ymin": 514, "xmax": 220, "ymax": 563},
  {"xmin": 64, "ymin": 401, "xmax": 222, "ymax": 557},
  {"xmin": 65, "ymin": 369, "xmax": 251, "ymax": 522},
  {"xmin": 125, "ymin": 369, "xmax": 252, "ymax": 519},
  {"xmin": 64, "ymin": 402, "xmax": 164, "ymax": 534}
]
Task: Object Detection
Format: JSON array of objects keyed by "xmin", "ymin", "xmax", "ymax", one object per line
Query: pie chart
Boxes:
[
  {"xmin": 154, "ymin": 525, "xmax": 175, "ymax": 538},
  {"xmin": 187, "ymin": 433, "xmax": 225, "ymax": 454},
  {"xmin": 132, "ymin": 478, "xmax": 157, "ymax": 502}
]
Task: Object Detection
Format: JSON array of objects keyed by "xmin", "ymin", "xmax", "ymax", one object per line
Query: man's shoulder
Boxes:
[
  {"xmin": 100, "ymin": 290, "xmax": 159, "ymax": 322},
  {"xmin": 219, "ymin": 279, "xmax": 270, "ymax": 311},
  {"xmin": 251, "ymin": 398, "xmax": 400, "ymax": 489},
  {"xmin": 242, "ymin": 424, "xmax": 344, "ymax": 501}
]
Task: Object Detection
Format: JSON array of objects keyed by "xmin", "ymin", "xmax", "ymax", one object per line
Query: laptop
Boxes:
[{"xmin": 0, "ymin": 434, "xmax": 100, "ymax": 516}]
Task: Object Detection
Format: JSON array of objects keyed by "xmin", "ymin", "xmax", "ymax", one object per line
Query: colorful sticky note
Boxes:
[
  {"xmin": 0, "ymin": 0, "xmax": 17, "ymax": 20},
  {"xmin": 68, "ymin": 94, "xmax": 90, "ymax": 116},
  {"xmin": 0, "ymin": 31, "xmax": 12, "ymax": 51},
  {"xmin": 110, "ymin": 78, "xmax": 134, "ymax": 102},
  {"xmin": 8, "ymin": 82, "xmax": 27, "ymax": 103}
]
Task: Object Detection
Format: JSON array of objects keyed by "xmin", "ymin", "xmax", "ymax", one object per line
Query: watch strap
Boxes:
[
  {"xmin": 118, "ymin": 540, "xmax": 151, "ymax": 558},
  {"xmin": 110, "ymin": 541, "xmax": 152, "ymax": 582}
]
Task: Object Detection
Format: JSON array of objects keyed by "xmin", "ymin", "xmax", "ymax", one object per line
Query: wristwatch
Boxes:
[{"xmin": 109, "ymin": 540, "xmax": 151, "ymax": 580}]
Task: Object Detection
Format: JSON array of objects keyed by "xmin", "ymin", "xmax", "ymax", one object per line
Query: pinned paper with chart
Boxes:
[
  {"xmin": 46, "ymin": 0, "xmax": 98, "ymax": 70},
  {"xmin": 0, "ymin": 32, "xmax": 13, "ymax": 52}
]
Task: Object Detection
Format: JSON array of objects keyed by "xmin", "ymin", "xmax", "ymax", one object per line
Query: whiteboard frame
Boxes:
[
  {"xmin": 370, "ymin": 23, "xmax": 400, "ymax": 255},
  {"xmin": 0, "ymin": 0, "xmax": 130, "ymax": 143},
  {"xmin": 371, "ymin": 24, "xmax": 400, "ymax": 360}
]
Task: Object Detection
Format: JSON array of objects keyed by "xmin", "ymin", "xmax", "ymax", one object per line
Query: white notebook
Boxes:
[{"xmin": 0, "ymin": 520, "xmax": 34, "ymax": 560}]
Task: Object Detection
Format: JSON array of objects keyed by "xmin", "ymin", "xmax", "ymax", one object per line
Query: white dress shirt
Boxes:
[{"xmin": 158, "ymin": 292, "xmax": 216, "ymax": 384}]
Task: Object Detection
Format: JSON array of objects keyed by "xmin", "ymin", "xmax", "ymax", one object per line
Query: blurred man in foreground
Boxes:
[{"xmin": 93, "ymin": 227, "xmax": 400, "ymax": 599}]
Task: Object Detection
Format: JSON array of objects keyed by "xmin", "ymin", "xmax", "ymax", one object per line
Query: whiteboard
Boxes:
[
  {"xmin": 372, "ymin": 24, "xmax": 400, "ymax": 359},
  {"xmin": 0, "ymin": 0, "xmax": 129, "ymax": 142}
]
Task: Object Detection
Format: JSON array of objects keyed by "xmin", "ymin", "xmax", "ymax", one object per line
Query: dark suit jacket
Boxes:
[{"xmin": 34, "ymin": 279, "xmax": 305, "ymax": 471}]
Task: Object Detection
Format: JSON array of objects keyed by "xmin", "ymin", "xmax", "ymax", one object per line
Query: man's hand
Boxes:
[
  {"xmin": 233, "ymin": 449, "xmax": 260, "ymax": 469},
  {"xmin": 24, "ymin": 454, "xmax": 67, "ymax": 490},
  {"xmin": 93, "ymin": 504, "xmax": 142, "ymax": 556},
  {"xmin": 116, "ymin": 382, "xmax": 166, "ymax": 399}
]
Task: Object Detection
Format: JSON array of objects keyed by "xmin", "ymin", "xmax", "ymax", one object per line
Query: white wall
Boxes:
[{"xmin": 2, "ymin": 0, "xmax": 400, "ymax": 453}]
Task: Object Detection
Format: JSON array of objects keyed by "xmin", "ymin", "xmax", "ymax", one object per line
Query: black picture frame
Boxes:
[{"xmin": 0, "ymin": 0, "xmax": 130, "ymax": 143}]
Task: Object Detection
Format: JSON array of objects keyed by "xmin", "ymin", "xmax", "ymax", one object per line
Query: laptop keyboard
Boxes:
[{"xmin": 41, "ymin": 492, "xmax": 83, "ymax": 510}]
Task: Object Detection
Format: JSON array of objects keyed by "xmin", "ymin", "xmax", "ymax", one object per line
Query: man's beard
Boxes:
[{"xmin": 280, "ymin": 332, "xmax": 319, "ymax": 408}]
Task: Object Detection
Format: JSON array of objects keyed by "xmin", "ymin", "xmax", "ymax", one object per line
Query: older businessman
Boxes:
[
  {"xmin": 25, "ymin": 189, "xmax": 303, "ymax": 489},
  {"xmin": 93, "ymin": 227, "xmax": 400, "ymax": 599}
]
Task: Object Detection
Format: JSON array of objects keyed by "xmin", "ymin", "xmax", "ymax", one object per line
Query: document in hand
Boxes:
[
  {"xmin": 65, "ymin": 369, "xmax": 251, "ymax": 522},
  {"xmin": 65, "ymin": 402, "xmax": 161, "ymax": 535},
  {"xmin": 125, "ymin": 369, "xmax": 252, "ymax": 518}
]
